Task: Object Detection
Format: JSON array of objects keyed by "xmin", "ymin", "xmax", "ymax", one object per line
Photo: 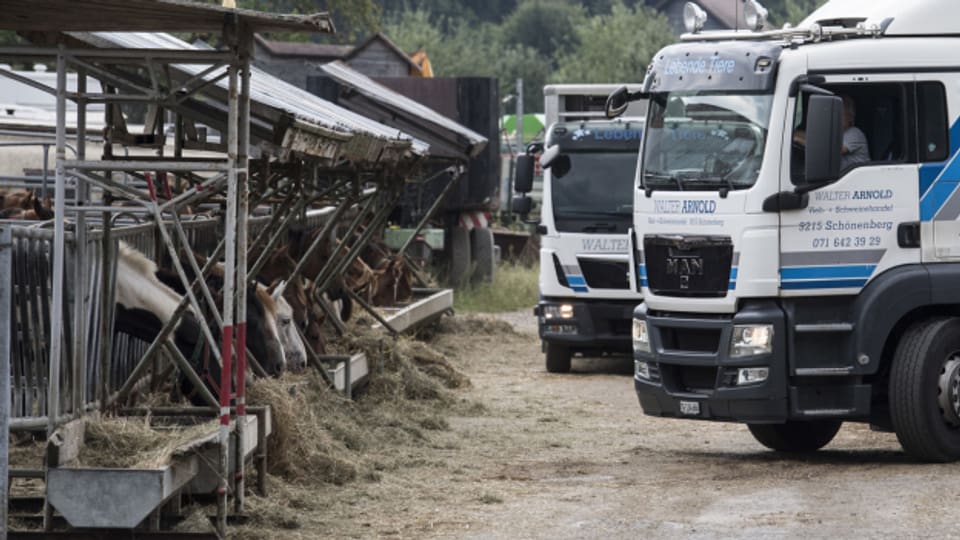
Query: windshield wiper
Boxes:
[
  {"xmin": 692, "ymin": 172, "xmax": 738, "ymax": 198},
  {"xmin": 643, "ymin": 170, "xmax": 683, "ymax": 191}
]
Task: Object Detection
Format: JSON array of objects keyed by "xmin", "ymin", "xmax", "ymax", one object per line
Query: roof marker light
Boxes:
[
  {"xmin": 744, "ymin": 0, "xmax": 768, "ymax": 32},
  {"xmin": 683, "ymin": 2, "xmax": 708, "ymax": 34}
]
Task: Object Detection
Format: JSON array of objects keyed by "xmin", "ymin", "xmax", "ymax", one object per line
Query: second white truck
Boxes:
[{"xmin": 514, "ymin": 84, "xmax": 645, "ymax": 372}]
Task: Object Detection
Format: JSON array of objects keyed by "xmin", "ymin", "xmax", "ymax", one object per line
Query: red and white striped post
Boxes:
[
  {"xmin": 217, "ymin": 60, "xmax": 239, "ymax": 537},
  {"xmin": 233, "ymin": 51, "xmax": 251, "ymax": 513}
]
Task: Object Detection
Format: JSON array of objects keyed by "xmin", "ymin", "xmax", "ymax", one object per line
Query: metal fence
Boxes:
[{"xmin": 3, "ymin": 205, "xmax": 343, "ymax": 430}]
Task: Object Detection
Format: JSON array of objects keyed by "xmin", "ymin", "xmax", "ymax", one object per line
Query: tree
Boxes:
[
  {"xmin": 384, "ymin": 7, "xmax": 549, "ymax": 111},
  {"xmin": 765, "ymin": 0, "xmax": 828, "ymax": 27},
  {"xmin": 500, "ymin": 0, "xmax": 586, "ymax": 60},
  {"xmin": 383, "ymin": 9, "xmax": 499, "ymax": 77},
  {"xmin": 553, "ymin": 2, "xmax": 674, "ymax": 84}
]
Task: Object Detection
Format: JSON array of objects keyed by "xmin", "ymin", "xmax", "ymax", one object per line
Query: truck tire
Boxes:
[
  {"xmin": 747, "ymin": 420, "xmax": 842, "ymax": 452},
  {"xmin": 545, "ymin": 343, "xmax": 571, "ymax": 373},
  {"xmin": 471, "ymin": 227, "xmax": 495, "ymax": 284},
  {"xmin": 889, "ymin": 317, "xmax": 960, "ymax": 462},
  {"xmin": 449, "ymin": 226, "xmax": 471, "ymax": 287}
]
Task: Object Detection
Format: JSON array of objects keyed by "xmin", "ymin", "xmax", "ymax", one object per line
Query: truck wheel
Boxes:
[
  {"xmin": 747, "ymin": 420, "xmax": 842, "ymax": 452},
  {"xmin": 471, "ymin": 227, "xmax": 495, "ymax": 284},
  {"xmin": 889, "ymin": 317, "xmax": 960, "ymax": 462},
  {"xmin": 449, "ymin": 226, "xmax": 471, "ymax": 287},
  {"xmin": 545, "ymin": 343, "xmax": 571, "ymax": 373}
]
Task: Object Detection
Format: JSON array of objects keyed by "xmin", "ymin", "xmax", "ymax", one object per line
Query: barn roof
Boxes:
[
  {"xmin": 0, "ymin": 0, "xmax": 334, "ymax": 34},
  {"xmin": 253, "ymin": 35, "xmax": 351, "ymax": 59},
  {"xmin": 75, "ymin": 31, "xmax": 429, "ymax": 164},
  {"xmin": 320, "ymin": 61, "xmax": 487, "ymax": 160}
]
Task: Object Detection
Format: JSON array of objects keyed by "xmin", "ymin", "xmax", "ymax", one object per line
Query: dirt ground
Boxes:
[
  {"xmin": 14, "ymin": 307, "xmax": 952, "ymax": 538},
  {"xmin": 282, "ymin": 308, "xmax": 960, "ymax": 540}
]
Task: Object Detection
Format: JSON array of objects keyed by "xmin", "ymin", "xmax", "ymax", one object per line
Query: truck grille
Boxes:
[
  {"xmin": 577, "ymin": 258, "xmax": 629, "ymax": 290},
  {"xmin": 659, "ymin": 327, "xmax": 722, "ymax": 353},
  {"xmin": 664, "ymin": 365, "xmax": 718, "ymax": 394},
  {"xmin": 643, "ymin": 235, "xmax": 732, "ymax": 298}
]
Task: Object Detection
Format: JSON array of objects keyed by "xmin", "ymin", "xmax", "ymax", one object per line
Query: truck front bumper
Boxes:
[
  {"xmin": 536, "ymin": 298, "xmax": 638, "ymax": 354},
  {"xmin": 632, "ymin": 300, "xmax": 790, "ymax": 423}
]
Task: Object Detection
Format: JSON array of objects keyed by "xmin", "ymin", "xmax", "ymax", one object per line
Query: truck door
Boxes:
[
  {"xmin": 918, "ymin": 79, "xmax": 960, "ymax": 262},
  {"xmin": 779, "ymin": 75, "xmax": 921, "ymax": 294}
]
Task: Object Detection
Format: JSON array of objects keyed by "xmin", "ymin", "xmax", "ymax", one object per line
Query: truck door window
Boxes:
[
  {"xmin": 791, "ymin": 82, "xmax": 908, "ymax": 185},
  {"xmin": 917, "ymin": 81, "xmax": 949, "ymax": 162}
]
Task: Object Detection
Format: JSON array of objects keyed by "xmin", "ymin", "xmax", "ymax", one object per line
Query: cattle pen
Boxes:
[{"xmin": 0, "ymin": 1, "xmax": 483, "ymax": 538}]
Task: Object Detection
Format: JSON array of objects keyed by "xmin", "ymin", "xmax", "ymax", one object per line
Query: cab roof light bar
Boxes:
[{"xmin": 680, "ymin": 1, "xmax": 893, "ymax": 44}]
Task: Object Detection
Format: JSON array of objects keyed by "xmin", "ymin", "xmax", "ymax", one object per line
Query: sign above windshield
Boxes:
[
  {"xmin": 644, "ymin": 42, "xmax": 781, "ymax": 94},
  {"xmin": 548, "ymin": 121, "xmax": 644, "ymax": 152}
]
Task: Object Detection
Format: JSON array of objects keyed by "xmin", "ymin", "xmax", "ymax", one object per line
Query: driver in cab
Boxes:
[{"xmin": 793, "ymin": 94, "xmax": 870, "ymax": 171}]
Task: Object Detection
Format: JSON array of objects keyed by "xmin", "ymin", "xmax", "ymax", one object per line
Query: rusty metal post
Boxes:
[{"xmin": 72, "ymin": 67, "xmax": 88, "ymax": 416}]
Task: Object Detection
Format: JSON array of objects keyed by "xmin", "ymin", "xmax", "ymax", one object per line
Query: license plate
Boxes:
[{"xmin": 679, "ymin": 400, "xmax": 701, "ymax": 416}]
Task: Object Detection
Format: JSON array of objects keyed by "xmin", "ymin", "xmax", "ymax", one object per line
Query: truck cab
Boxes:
[
  {"xmin": 514, "ymin": 84, "xmax": 644, "ymax": 373},
  {"xmin": 622, "ymin": 0, "xmax": 960, "ymax": 461}
]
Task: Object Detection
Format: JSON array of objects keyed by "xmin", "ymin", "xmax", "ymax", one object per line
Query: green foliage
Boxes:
[
  {"xmin": 383, "ymin": 8, "xmax": 549, "ymax": 111},
  {"xmin": 384, "ymin": 0, "xmax": 675, "ymax": 112},
  {"xmin": 454, "ymin": 262, "xmax": 538, "ymax": 313},
  {"xmin": 553, "ymin": 2, "xmax": 674, "ymax": 84},
  {"xmin": 766, "ymin": 0, "xmax": 829, "ymax": 27},
  {"xmin": 500, "ymin": 0, "xmax": 585, "ymax": 59}
]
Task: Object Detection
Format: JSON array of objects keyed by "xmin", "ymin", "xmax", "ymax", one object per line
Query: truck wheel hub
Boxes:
[{"xmin": 937, "ymin": 356, "xmax": 960, "ymax": 428}]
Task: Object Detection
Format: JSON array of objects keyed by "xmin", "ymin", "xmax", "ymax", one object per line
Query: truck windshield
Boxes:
[
  {"xmin": 641, "ymin": 92, "xmax": 773, "ymax": 191},
  {"xmin": 552, "ymin": 151, "xmax": 637, "ymax": 229}
]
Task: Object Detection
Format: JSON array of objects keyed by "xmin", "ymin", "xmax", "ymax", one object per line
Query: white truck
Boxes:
[
  {"xmin": 610, "ymin": 0, "xmax": 960, "ymax": 461},
  {"xmin": 513, "ymin": 84, "xmax": 645, "ymax": 373}
]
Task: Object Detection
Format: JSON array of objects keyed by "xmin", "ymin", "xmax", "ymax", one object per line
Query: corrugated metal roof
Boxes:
[
  {"xmin": 77, "ymin": 32, "xmax": 430, "ymax": 161},
  {"xmin": 254, "ymin": 35, "xmax": 351, "ymax": 59},
  {"xmin": 320, "ymin": 61, "xmax": 487, "ymax": 158},
  {"xmin": 0, "ymin": 0, "xmax": 334, "ymax": 33}
]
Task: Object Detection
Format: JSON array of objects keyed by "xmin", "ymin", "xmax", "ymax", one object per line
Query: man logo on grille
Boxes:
[{"xmin": 665, "ymin": 257, "xmax": 704, "ymax": 277}]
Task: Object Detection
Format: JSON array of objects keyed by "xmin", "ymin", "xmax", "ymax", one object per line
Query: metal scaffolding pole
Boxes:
[
  {"xmin": 72, "ymin": 68, "xmax": 88, "ymax": 417},
  {"xmin": 47, "ymin": 45, "xmax": 67, "ymax": 437},
  {"xmin": 0, "ymin": 226, "xmax": 11, "ymax": 540}
]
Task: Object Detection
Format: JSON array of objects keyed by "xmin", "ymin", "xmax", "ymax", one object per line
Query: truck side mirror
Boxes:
[
  {"xmin": 803, "ymin": 94, "xmax": 842, "ymax": 186},
  {"xmin": 512, "ymin": 195, "xmax": 533, "ymax": 216},
  {"xmin": 514, "ymin": 155, "xmax": 535, "ymax": 193},
  {"xmin": 605, "ymin": 86, "xmax": 629, "ymax": 119},
  {"xmin": 539, "ymin": 144, "xmax": 571, "ymax": 178}
]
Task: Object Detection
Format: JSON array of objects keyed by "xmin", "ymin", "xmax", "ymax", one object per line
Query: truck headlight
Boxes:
[
  {"xmin": 633, "ymin": 319, "xmax": 651, "ymax": 353},
  {"xmin": 542, "ymin": 304, "xmax": 574, "ymax": 320},
  {"xmin": 730, "ymin": 324, "xmax": 774, "ymax": 357}
]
